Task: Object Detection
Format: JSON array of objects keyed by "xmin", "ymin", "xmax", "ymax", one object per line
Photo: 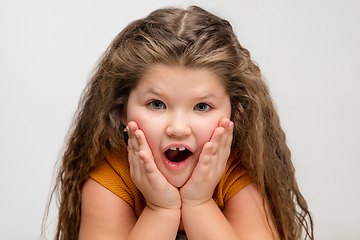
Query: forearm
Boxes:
[
  {"xmin": 181, "ymin": 198, "xmax": 240, "ymax": 240},
  {"xmin": 127, "ymin": 205, "xmax": 180, "ymax": 240}
]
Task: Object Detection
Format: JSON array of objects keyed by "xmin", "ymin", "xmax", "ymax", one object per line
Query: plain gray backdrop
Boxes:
[{"xmin": 0, "ymin": 0, "xmax": 359, "ymax": 239}]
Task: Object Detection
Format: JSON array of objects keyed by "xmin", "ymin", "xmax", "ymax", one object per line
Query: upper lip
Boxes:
[{"xmin": 163, "ymin": 143, "xmax": 193, "ymax": 153}]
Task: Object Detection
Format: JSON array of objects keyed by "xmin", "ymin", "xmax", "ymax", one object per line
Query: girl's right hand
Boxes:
[{"xmin": 127, "ymin": 121, "xmax": 181, "ymax": 211}]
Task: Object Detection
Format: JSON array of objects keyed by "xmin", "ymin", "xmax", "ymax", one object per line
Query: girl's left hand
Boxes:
[
  {"xmin": 180, "ymin": 118, "xmax": 233, "ymax": 206},
  {"xmin": 127, "ymin": 121, "xmax": 182, "ymax": 211}
]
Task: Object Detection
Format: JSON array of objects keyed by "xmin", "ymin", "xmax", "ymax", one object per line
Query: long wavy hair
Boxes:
[{"xmin": 44, "ymin": 5, "xmax": 313, "ymax": 240}]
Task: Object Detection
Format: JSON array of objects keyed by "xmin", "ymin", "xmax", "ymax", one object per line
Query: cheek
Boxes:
[
  {"xmin": 130, "ymin": 114, "xmax": 162, "ymax": 150},
  {"xmin": 130, "ymin": 114, "xmax": 153, "ymax": 134},
  {"xmin": 193, "ymin": 107, "xmax": 231, "ymax": 144},
  {"xmin": 193, "ymin": 119, "xmax": 219, "ymax": 144}
]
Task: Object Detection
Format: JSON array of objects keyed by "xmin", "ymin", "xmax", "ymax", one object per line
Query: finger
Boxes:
[
  {"xmin": 226, "ymin": 121, "xmax": 234, "ymax": 147},
  {"xmin": 134, "ymin": 129, "xmax": 155, "ymax": 173},
  {"xmin": 137, "ymin": 150, "xmax": 149, "ymax": 183},
  {"xmin": 217, "ymin": 121, "xmax": 233, "ymax": 168},
  {"xmin": 209, "ymin": 119, "xmax": 231, "ymax": 171},
  {"xmin": 199, "ymin": 142, "xmax": 213, "ymax": 166},
  {"xmin": 138, "ymin": 150, "xmax": 154, "ymax": 173},
  {"xmin": 209, "ymin": 127, "xmax": 225, "ymax": 155},
  {"xmin": 129, "ymin": 144, "xmax": 142, "ymax": 180},
  {"xmin": 135, "ymin": 129, "xmax": 153, "ymax": 155},
  {"xmin": 127, "ymin": 129, "xmax": 135, "ymax": 176},
  {"xmin": 139, "ymin": 148, "xmax": 173, "ymax": 191},
  {"xmin": 219, "ymin": 121, "xmax": 233, "ymax": 151},
  {"xmin": 139, "ymin": 150, "xmax": 162, "ymax": 183},
  {"xmin": 191, "ymin": 142, "xmax": 212, "ymax": 182},
  {"xmin": 127, "ymin": 121, "xmax": 140, "ymax": 152},
  {"xmin": 134, "ymin": 129, "xmax": 166, "ymax": 186},
  {"xmin": 218, "ymin": 117, "xmax": 230, "ymax": 128},
  {"xmin": 127, "ymin": 122, "xmax": 142, "ymax": 179},
  {"xmin": 134, "ymin": 130, "xmax": 153, "ymax": 181}
]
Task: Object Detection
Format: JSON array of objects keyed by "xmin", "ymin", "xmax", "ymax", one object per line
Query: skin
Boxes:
[
  {"xmin": 79, "ymin": 65, "xmax": 280, "ymax": 240},
  {"xmin": 126, "ymin": 64, "xmax": 232, "ymax": 189}
]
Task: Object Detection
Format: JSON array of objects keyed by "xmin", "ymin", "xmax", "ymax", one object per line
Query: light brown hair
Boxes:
[{"xmin": 45, "ymin": 5, "xmax": 313, "ymax": 240}]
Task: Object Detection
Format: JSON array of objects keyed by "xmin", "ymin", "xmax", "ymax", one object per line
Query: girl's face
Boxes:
[{"xmin": 126, "ymin": 64, "xmax": 231, "ymax": 187}]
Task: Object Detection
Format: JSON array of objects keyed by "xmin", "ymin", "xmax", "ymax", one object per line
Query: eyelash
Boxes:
[
  {"xmin": 148, "ymin": 100, "xmax": 166, "ymax": 110},
  {"xmin": 194, "ymin": 102, "xmax": 211, "ymax": 112},
  {"xmin": 147, "ymin": 100, "xmax": 212, "ymax": 112}
]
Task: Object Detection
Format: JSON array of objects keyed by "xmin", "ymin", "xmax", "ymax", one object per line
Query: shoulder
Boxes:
[
  {"xmin": 79, "ymin": 178, "xmax": 136, "ymax": 239},
  {"xmin": 215, "ymin": 154, "xmax": 252, "ymax": 195},
  {"xmin": 223, "ymin": 183, "xmax": 280, "ymax": 240}
]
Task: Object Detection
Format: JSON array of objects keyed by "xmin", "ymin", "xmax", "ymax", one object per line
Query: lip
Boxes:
[
  {"xmin": 163, "ymin": 153, "xmax": 191, "ymax": 171},
  {"xmin": 163, "ymin": 143, "xmax": 193, "ymax": 153},
  {"xmin": 162, "ymin": 143, "xmax": 193, "ymax": 171}
]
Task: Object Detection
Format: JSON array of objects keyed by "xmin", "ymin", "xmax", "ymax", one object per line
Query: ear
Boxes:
[
  {"xmin": 118, "ymin": 106, "xmax": 127, "ymax": 126},
  {"xmin": 120, "ymin": 112, "xmax": 127, "ymax": 126}
]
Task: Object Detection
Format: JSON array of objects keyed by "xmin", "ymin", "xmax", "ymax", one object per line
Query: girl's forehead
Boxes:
[
  {"xmin": 138, "ymin": 64, "xmax": 225, "ymax": 88},
  {"xmin": 131, "ymin": 64, "xmax": 229, "ymax": 101}
]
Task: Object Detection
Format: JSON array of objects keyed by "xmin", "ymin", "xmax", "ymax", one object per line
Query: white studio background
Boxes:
[{"xmin": 0, "ymin": 0, "xmax": 359, "ymax": 239}]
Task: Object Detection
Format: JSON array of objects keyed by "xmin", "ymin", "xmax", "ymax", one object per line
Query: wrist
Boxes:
[
  {"xmin": 145, "ymin": 204, "xmax": 181, "ymax": 226},
  {"xmin": 180, "ymin": 195, "xmax": 212, "ymax": 207},
  {"xmin": 146, "ymin": 201, "xmax": 182, "ymax": 212}
]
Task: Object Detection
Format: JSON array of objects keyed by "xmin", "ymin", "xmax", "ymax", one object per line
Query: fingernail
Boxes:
[
  {"xmin": 134, "ymin": 131, "xmax": 140, "ymax": 139},
  {"xmin": 219, "ymin": 128, "xmax": 225, "ymax": 136}
]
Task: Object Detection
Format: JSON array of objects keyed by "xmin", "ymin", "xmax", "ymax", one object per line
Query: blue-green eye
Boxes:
[
  {"xmin": 148, "ymin": 100, "xmax": 165, "ymax": 110},
  {"xmin": 195, "ymin": 102, "xmax": 211, "ymax": 112}
]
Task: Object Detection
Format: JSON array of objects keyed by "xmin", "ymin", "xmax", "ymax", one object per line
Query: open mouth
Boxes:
[{"xmin": 164, "ymin": 147, "xmax": 192, "ymax": 163}]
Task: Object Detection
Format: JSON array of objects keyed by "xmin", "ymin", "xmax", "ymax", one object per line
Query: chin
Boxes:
[{"xmin": 168, "ymin": 178, "xmax": 188, "ymax": 188}]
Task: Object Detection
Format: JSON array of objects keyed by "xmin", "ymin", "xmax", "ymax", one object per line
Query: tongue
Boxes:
[{"xmin": 165, "ymin": 149, "xmax": 190, "ymax": 162}]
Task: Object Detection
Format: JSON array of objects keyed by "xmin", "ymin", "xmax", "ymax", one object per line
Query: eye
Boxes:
[
  {"xmin": 148, "ymin": 100, "xmax": 165, "ymax": 110},
  {"xmin": 194, "ymin": 102, "xmax": 211, "ymax": 112}
]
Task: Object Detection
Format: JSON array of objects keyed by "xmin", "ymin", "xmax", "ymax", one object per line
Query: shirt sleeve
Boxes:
[
  {"xmin": 89, "ymin": 152, "xmax": 146, "ymax": 216},
  {"xmin": 213, "ymin": 155, "xmax": 253, "ymax": 211}
]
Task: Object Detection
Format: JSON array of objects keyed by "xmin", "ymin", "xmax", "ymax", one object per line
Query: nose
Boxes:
[{"xmin": 165, "ymin": 113, "xmax": 192, "ymax": 138}]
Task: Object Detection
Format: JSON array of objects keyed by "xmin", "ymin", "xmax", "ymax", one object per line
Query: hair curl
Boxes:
[{"xmin": 44, "ymin": 5, "xmax": 313, "ymax": 240}]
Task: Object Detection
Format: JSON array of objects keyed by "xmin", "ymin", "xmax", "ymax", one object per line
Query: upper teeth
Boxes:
[{"xmin": 170, "ymin": 147, "xmax": 186, "ymax": 151}]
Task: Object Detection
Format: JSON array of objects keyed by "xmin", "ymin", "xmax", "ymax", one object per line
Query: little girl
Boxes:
[{"xmin": 46, "ymin": 5, "xmax": 313, "ymax": 240}]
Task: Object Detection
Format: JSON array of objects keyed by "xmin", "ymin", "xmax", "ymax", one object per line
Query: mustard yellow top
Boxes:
[{"xmin": 90, "ymin": 152, "xmax": 252, "ymax": 231}]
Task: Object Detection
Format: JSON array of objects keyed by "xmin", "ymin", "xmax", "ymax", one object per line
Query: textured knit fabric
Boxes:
[{"xmin": 90, "ymin": 151, "xmax": 252, "ymax": 231}]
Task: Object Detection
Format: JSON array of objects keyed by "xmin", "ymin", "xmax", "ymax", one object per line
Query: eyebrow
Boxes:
[
  {"xmin": 142, "ymin": 88, "xmax": 162, "ymax": 96},
  {"xmin": 197, "ymin": 93, "xmax": 220, "ymax": 100},
  {"xmin": 141, "ymin": 87, "xmax": 223, "ymax": 102},
  {"xmin": 145, "ymin": 89, "xmax": 219, "ymax": 98},
  {"xmin": 147, "ymin": 88, "xmax": 159, "ymax": 94}
]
